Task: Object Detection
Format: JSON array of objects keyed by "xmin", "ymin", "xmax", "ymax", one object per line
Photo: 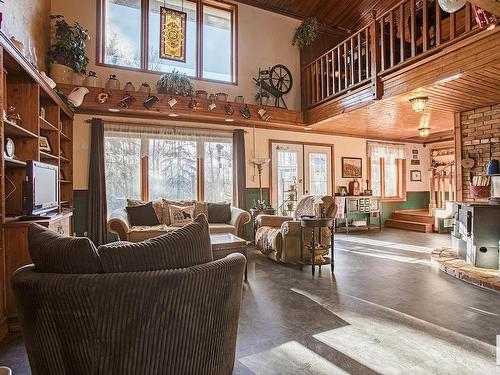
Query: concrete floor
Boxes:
[{"xmin": 1, "ymin": 228, "xmax": 499, "ymax": 374}]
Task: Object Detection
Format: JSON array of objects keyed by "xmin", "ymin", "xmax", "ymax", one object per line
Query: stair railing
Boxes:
[{"xmin": 429, "ymin": 161, "xmax": 455, "ymax": 209}]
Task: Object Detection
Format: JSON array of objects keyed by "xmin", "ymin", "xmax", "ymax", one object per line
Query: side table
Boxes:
[{"xmin": 299, "ymin": 216, "xmax": 335, "ymax": 277}]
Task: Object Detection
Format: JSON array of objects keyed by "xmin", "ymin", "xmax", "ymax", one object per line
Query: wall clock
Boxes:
[{"xmin": 4, "ymin": 137, "xmax": 15, "ymax": 158}]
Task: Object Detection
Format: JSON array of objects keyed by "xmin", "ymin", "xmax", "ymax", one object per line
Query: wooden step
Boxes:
[
  {"xmin": 391, "ymin": 213, "xmax": 435, "ymax": 224},
  {"xmin": 385, "ymin": 219, "xmax": 433, "ymax": 233}
]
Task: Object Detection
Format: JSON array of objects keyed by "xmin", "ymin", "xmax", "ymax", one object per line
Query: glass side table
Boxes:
[{"xmin": 299, "ymin": 216, "xmax": 335, "ymax": 277}]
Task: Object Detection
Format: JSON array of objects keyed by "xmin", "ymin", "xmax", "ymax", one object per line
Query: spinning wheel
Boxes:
[
  {"xmin": 253, "ymin": 64, "xmax": 293, "ymax": 109},
  {"xmin": 269, "ymin": 64, "xmax": 293, "ymax": 96}
]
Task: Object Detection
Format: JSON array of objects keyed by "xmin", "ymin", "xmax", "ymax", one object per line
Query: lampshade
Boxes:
[
  {"xmin": 250, "ymin": 158, "xmax": 270, "ymax": 166},
  {"xmin": 418, "ymin": 127, "xmax": 431, "ymax": 137},
  {"xmin": 438, "ymin": 0, "xmax": 466, "ymax": 13},
  {"xmin": 410, "ymin": 97, "xmax": 428, "ymax": 112}
]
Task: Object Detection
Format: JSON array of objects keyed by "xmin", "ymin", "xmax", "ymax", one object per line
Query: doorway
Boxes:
[{"xmin": 270, "ymin": 141, "xmax": 333, "ymax": 215}]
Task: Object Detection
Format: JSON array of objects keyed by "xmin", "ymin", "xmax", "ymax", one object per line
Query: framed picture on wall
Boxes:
[
  {"xmin": 410, "ymin": 170, "xmax": 422, "ymax": 182},
  {"xmin": 411, "ymin": 159, "xmax": 420, "ymax": 166},
  {"xmin": 412, "ymin": 149, "xmax": 418, "ymax": 155},
  {"xmin": 342, "ymin": 157, "xmax": 362, "ymax": 178}
]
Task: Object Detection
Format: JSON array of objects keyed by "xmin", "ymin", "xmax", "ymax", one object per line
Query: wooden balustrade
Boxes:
[
  {"xmin": 302, "ymin": 0, "xmax": 479, "ymax": 109},
  {"xmin": 303, "ymin": 25, "xmax": 372, "ymax": 107},
  {"xmin": 429, "ymin": 162, "xmax": 455, "ymax": 210}
]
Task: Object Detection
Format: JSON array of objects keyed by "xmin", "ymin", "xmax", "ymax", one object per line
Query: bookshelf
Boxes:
[{"xmin": 0, "ymin": 31, "xmax": 74, "ymax": 338}]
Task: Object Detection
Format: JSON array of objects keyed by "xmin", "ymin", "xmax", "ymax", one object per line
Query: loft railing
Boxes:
[{"xmin": 302, "ymin": 0, "xmax": 479, "ymax": 109}]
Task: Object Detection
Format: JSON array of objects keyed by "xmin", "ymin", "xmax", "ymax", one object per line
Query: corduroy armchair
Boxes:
[{"xmin": 12, "ymin": 253, "xmax": 246, "ymax": 375}]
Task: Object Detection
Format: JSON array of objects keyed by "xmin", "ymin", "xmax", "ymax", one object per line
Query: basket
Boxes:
[{"xmin": 470, "ymin": 185, "xmax": 490, "ymax": 199}]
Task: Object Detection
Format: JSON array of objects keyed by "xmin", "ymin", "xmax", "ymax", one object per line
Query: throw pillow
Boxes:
[
  {"xmin": 126, "ymin": 202, "xmax": 161, "ymax": 226},
  {"xmin": 169, "ymin": 204, "xmax": 195, "ymax": 227},
  {"xmin": 128, "ymin": 198, "xmax": 163, "ymax": 223},
  {"xmin": 98, "ymin": 214, "xmax": 212, "ymax": 272},
  {"xmin": 162, "ymin": 199, "xmax": 206, "ymax": 225},
  {"xmin": 207, "ymin": 202, "xmax": 231, "ymax": 223},
  {"xmin": 28, "ymin": 223, "xmax": 102, "ymax": 274}
]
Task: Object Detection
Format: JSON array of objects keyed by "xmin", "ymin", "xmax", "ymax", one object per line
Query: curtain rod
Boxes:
[{"xmin": 84, "ymin": 118, "xmax": 248, "ymax": 133}]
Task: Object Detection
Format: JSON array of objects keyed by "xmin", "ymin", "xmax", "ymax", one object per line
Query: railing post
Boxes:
[
  {"xmin": 370, "ymin": 10, "xmax": 383, "ymax": 100},
  {"xmin": 429, "ymin": 168, "xmax": 436, "ymax": 210}
]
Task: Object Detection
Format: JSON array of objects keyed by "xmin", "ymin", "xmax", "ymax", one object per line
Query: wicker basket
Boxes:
[{"xmin": 470, "ymin": 185, "xmax": 490, "ymax": 199}]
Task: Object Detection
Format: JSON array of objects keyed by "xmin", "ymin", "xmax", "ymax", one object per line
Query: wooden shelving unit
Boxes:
[{"xmin": 0, "ymin": 31, "xmax": 74, "ymax": 339}]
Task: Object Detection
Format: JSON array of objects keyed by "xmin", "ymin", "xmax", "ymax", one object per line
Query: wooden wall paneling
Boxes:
[
  {"xmin": 465, "ymin": 2, "xmax": 471, "ymax": 32},
  {"xmin": 450, "ymin": 9, "xmax": 456, "ymax": 41}
]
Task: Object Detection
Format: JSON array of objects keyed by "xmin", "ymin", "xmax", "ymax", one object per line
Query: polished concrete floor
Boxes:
[{"xmin": 1, "ymin": 228, "xmax": 499, "ymax": 374}]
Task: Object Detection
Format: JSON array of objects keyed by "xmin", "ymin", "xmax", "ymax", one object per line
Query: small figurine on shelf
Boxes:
[{"xmin": 6, "ymin": 106, "xmax": 21, "ymax": 124}]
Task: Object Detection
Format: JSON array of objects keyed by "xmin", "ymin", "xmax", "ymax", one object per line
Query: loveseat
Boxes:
[
  {"xmin": 13, "ymin": 216, "xmax": 245, "ymax": 375},
  {"xmin": 108, "ymin": 199, "xmax": 251, "ymax": 242}
]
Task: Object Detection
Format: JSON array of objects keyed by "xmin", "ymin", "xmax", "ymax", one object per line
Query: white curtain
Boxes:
[{"xmin": 367, "ymin": 141, "xmax": 407, "ymax": 160}]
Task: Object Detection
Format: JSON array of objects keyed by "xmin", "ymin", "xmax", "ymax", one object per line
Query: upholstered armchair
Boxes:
[{"xmin": 255, "ymin": 195, "xmax": 337, "ymax": 263}]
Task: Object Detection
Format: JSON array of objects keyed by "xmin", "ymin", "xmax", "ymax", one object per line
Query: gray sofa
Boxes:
[
  {"xmin": 12, "ymin": 216, "xmax": 245, "ymax": 375},
  {"xmin": 108, "ymin": 199, "xmax": 251, "ymax": 241}
]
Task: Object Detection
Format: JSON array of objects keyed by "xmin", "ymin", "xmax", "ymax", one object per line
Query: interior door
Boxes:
[
  {"xmin": 271, "ymin": 143, "xmax": 304, "ymax": 210},
  {"xmin": 303, "ymin": 145, "xmax": 332, "ymax": 196}
]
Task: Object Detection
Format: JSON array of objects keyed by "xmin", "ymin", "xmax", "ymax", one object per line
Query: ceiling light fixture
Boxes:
[
  {"xmin": 418, "ymin": 127, "xmax": 431, "ymax": 137},
  {"xmin": 438, "ymin": 0, "xmax": 466, "ymax": 13},
  {"xmin": 410, "ymin": 96, "xmax": 428, "ymax": 112}
]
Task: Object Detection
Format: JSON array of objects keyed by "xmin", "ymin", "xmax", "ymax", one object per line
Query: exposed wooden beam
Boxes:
[{"xmin": 468, "ymin": 0, "xmax": 500, "ymax": 17}]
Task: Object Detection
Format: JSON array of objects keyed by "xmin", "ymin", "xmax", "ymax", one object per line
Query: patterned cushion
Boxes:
[
  {"xmin": 255, "ymin": 226, "xmax": 282, "ymax": 256},
  {"xmin": 127, "ymin": 198, "xmax": 163, "ymax": 223},
  {"xmin": 28, "ymin": 223, "xmax": 102, "ymax": 274},
  {"xmin": 169, "ymin": 204, "xmax": 195, "ymax": 227},
  {"xmin": 128, "ymin": 224, "xmax": 172, "ymax": 242},
  {"xmin": 98, "ymin": 215, "xmax": 212, "ymax": 272}
]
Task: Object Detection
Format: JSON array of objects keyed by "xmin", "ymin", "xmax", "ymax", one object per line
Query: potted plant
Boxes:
[
  {"xmin": 292, "ymin": 18, "xmax": 318, "ymax": 48},
  {"xmin": 156, "ymin": 69, "xmax": 195, "ymax": 96},
  {"xmin": 47, "ymin": 15, "xmax": 89, "ymax": 84}
]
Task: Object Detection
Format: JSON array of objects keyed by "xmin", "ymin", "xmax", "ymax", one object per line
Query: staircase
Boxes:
[{"xmin": 385, "ymin": 209, "xmax": 434, "ymax": 233}]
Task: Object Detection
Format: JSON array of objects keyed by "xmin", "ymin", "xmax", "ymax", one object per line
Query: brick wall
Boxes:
[{"xmin": 459, "ymin": 104, "xmax": 500, "ymax": 201}]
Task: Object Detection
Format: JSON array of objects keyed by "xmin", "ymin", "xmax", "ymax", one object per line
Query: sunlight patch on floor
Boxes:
[
  {"xmin": 238, "ymin": 340, "xmax": 351, "ymax": 375},
  {"xmin": 291, "ymin": 288, "xmax": 498, "ymax": 375},
  {"xmin": 335, "ymin": 245, "xmax": 431, "ymax": 265},
  {"xmin": 336, "ymin": 236, "xmax": 433, "ymax": 254}
]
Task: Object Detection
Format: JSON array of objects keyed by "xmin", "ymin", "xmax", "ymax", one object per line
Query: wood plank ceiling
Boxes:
[
  {"xmin": 233, "ymin": 0, "xmax": 402, "ymax": 32},
  {"xmin": 310, "ymin": 63, "xmax": 500, "ymax": 142}
]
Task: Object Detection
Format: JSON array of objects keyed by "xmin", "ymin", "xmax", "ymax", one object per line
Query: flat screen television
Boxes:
[{"xmin": 23, "ymin": 161, "xmax": 59, "ymax": 216}]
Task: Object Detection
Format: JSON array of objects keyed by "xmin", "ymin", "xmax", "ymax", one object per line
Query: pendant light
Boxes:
[
  {"xmin": 410, "ymin": 96, "xmax": 428, "ymax": 112},
  {"xmin": 438, "ymin": 0, "xmax": 466, "ymax": 13}
]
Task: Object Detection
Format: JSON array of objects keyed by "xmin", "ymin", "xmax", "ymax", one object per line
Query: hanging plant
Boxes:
[
  {"xmin": 156, "ymin": 69, "xmax": 195, "ymax": 96},
  {"xmin": 292, "ymin": 18, "xmax": 318, "ymax": 48}
]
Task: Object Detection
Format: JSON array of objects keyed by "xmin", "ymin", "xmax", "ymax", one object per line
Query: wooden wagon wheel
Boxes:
[{"xmin": 269, "ymin": 64, "xmax": 293, "ymax": 95}]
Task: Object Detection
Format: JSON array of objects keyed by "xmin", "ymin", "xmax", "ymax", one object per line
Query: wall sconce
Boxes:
[{"xmin": 410, "ymin": 96, "xmax": 428, "ymax": 112}]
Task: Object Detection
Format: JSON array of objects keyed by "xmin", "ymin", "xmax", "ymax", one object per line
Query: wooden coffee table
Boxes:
[{"xmin": 211, "ymin": 233, "xmax": 248, "ymax": 281}]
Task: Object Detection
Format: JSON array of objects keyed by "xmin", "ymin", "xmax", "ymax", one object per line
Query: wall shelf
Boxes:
[
  {"xmin": 4, "ymin": 158, "xmax": 26, "ymax": 168},
  {"xmin": 39, "ymin": 117, "xmax": 58, "ymax": 132},
  {"xmin": 3, "ymin": 120, "xmax": 37, "ymax": 138},
  {"xmin": 40, "ymin": 151, "xmax": 58, "ymax": 161}
]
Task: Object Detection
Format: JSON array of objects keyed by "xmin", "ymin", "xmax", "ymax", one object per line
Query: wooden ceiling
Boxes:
[
  {"xmin": 310, "ymin": 63, "xmax": 500, "ymax": 142},
  {"xmin": 233, "ymin": 0, "xmax": 401, "ymax": 32}
]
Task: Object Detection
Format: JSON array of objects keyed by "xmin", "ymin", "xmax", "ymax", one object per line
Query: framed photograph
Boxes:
[
  {"xmin": 342, "ymin": 157, "xmax": 362, "ymax": 178},
  {"xmin": 413, "ymin": 154, "xmax": 419, "ymax": 159},
  {"xmin": 39, "ymin": 136, "xmax": 52, "ymax": 153},
  {"xmin": 338, "ymin": 186, "xmax": 348, "ymax": 196},
  {"xmin": 412, "ymin": 149, "xmax": 418, "ymax": 155},
  {"xmin": 410, "ymin": 170, "xmax": 422, "ymax": 182},
  {"xmin": 411, "ymin": 159, "xmax": 420, "ymax": 166}
]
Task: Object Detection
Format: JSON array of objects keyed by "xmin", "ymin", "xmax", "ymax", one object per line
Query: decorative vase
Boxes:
[
  {"xmin": 50, "ymin": 63, "xmax": 73, "ymax": 84},
  {"xmin": 106, "ymin": 74, "xmax": 120, "ymax": 90},
  {"xmin": 85, "ymin": 71, "xmax": 102, "ymax": 87},
  {"xmin": 67, "ymin": 87, "xmax": 90, "ymax": 107},
  {"xmin": 139, "ymin": 83, "xmax": 151, "ymax": 95},
  {"xmin": 124, "ymin": 82, "xmax": 135, "ymax": 92}
]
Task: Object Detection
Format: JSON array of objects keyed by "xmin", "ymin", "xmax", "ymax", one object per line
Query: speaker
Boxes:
[{"xmin": 22, "ymin": 180, "xmax": 33, "ymax": 215}]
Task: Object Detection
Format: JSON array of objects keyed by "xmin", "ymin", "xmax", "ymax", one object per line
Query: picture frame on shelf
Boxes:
[
  {"xmin": 39, "ymin": 136, "xmax": 52, "ymax": 153},
  {"xmin": 410, "ymin": 170, "xmax": 422, "ymax": 182},
  {"xmin": 338, "ymin": 186, "xmax": 348, "ymax": 196},
  {"xmin": 342, "ymin": 157, "xmax": 362, "ymax": 178}
]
